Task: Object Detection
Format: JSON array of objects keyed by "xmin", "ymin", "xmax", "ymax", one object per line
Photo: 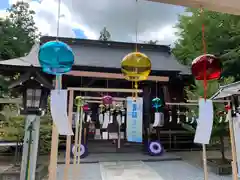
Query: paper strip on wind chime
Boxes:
[
  {"xmin": 194, "ymin": 98, "xmax": 213, "ymax": 144},
  {"xmin": 102, "ymin": 111, "xmax": 110, "ymax": 129},
  {"xmin": 50, "ymin": 90, "xmax": 73, "ymax": 135}
]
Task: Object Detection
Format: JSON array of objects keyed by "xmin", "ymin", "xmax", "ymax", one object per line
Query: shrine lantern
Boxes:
[
  {"xmin": 191, "ymin": 54, "xmax": 222, "ymax": 80},
  {"xmin": 38, "ymin": 41, "xmax": 74, "ymax": 75}
]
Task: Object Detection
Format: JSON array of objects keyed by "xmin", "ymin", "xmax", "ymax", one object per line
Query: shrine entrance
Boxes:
[{"xmin": 64, "ymin": 87, "xmax": 144, "ymax": 161}]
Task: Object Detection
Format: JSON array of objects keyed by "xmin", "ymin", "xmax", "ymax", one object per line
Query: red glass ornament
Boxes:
[
  {"xmin": 225, "ymin": 105, "xmax": 231, "ymax": 111},
  {"xmin": 102, "ymin": 95, "xmax": 113, "ymax": 105},
  {"xmin": 83, "ymin": 104, "xmax": 89, "ymax": 112},
  {"xmin": 191, "ymin": 54, "xmax": 222, "ymax": 80}
]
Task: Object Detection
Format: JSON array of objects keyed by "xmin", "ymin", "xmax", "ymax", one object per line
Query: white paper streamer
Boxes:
[
  {"xmin": 153, "ymin": 112, "xmax": 160, "ymax": 127},
  {"xmin": 99, "ymin": 114, "xmax": 103, "ymax": 124},
  {"xmin": 117, "ymin": 114, "xmax": 121, "ymax": 125},
  {"xmin": 87, "ymin": 115, "xmax": 91, "ymax": 122},
  {"xmin": 50, "ymin": 90, "xmax": 73, "ymax": 135},
  {"xmin": 194, "ymin": 99, "xmax": 213, "ymax": 144},
  {"xmin": 102, "ymin": 112, "xmax": 110, "ymax": 129}
]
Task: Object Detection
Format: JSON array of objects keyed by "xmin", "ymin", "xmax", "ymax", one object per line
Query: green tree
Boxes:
[
  {"xmin": 0, "ymin": 2, "xmax": 40, "ymax": 97},
  {"xmin": 183, "ymin": 76, "xmax": 234, "ymax": 161},
  {"xmin": 99, "ymin": 27, "xmax": 111, "ymax": 41},
  {"xmin": 144, "ymin": 40, "xmax": 158, "ymax": 45},
  {"xmin": 173, "ymin": 8, "xmax": 240, "ymax": 79}
]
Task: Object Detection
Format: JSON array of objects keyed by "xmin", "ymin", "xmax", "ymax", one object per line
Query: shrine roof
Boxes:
[{"xmin": 0, "ymin": 36, "xmax": 190, "ymax": 75}]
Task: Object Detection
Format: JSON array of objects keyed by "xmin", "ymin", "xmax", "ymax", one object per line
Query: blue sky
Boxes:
[{"xmin": 0, "ymin": 0, "xmax": 87, "ymax": 39}]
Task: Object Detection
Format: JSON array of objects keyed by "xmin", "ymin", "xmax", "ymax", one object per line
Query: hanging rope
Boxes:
[
  {"xmin": 200, "ymin": 7, "xmax": 207, "ymax": 100},
  {"xmin": 135, "ymin": 0, "xmax": 139, "ymax": 52},
  {"xmin": 56, "ymin": 0, "xmax": 61, "ymax": 39}
]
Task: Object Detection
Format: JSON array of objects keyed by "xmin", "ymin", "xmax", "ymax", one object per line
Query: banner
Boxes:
[
  {"xmin": 126, "ymin": 97, "xmax": 143, "ymax": 142},
  {"xmin": 233, "ymin": 113, "xmax": 240, "ymax": 177}
]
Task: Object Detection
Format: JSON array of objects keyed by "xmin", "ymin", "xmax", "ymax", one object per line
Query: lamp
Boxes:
[{"xmin": 8, "ymin": 72, "xmax": 53, "ymax": 116}]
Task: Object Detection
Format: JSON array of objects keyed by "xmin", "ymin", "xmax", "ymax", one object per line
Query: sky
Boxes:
[{"xmin": 0, "ymin": 0, "xmax": 185, "ymax": 45}]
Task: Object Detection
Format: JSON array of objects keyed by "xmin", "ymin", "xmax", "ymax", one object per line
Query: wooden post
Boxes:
[
  {"xmin": 48, "ymin": 76, "xmax": 62, "ymax": 180},
  {"xmin": 202, "ymin": 144, "xmax": 208, "ymax": 180},
  {"xmin": 228, "ymin": 101, "xmax": 238, "ymax": 180},
  {"xmin": 63, "ymin": 90, "xmax": 74, "ymax": 180}
]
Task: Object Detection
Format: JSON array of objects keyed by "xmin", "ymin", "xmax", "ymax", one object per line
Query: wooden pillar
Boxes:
[{"xmin": 142, "ymin": 84, "xmax": 151, "ymax": 151}]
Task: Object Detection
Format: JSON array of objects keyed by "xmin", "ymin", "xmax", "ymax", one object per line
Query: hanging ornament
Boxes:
[
  {"xmin": 152, "ymin": 97, "xmax": 162, "ymax": 112},
  {"xmin": 75, "ymin": 96, "xmax": 84, "ymax": 107},
  {"xmin": 177, "ymin": 109, "xmax": 180, "ymax": 124},
  {"xmin": 191, "ymin": 54, "xmax": 222, "ymax": 81},
  {"xmin": 82, "ymin": 103, "xmax": 89, "ymax": 112},
  {"xmin": 121, "ymin": 52, "xmax": 151, "ymax": 82},
  {"xmin": 185, "ymin": 111, "xmax": 189, "ymax": 123},
  {"xmin": 169, "ymin": 111, "xmax": 172, "ymax": 122},
  {"xmin": 39, "ymin": 41, "xmax": 74, "ymax": 75},
  {"xmin": 102, "ymin": 95, "xmax": 113, "ymax": 105},
  {"xmin": 99, "ymin": 104, "xmax": 105, "ymax": 113},
  {"xmin": 190, "ymin": 110, "xmax": 195, "ymax": 124},
  {"xmin": 121, "ymin": 0, "xmax": 152, "ymax": 99}
]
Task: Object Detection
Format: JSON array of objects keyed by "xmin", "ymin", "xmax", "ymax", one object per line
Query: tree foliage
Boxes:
[
  {"xmin": 0, "ymin": 2, "xmax": 39, "ymax": 60},
  {"xmin": 173, "ymin": 8, "xmax": 240, "ymax": 79},
  {"xmin": 183, "ymin": 77, "xmax": 234, "ymax": 160},
  {"xmin": 99, "ymin": 27, "xmax": 111, "ymax": 41},
  {"xmin": 144, "ymin": 40, "xmax": 158, "ymax": 45}
]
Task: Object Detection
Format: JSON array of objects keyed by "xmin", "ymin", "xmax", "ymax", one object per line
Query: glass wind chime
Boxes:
[
  {"xmin": 152, "ymin": 81, "xmax": 164, "ymax": 127},
  {"xmin": 120, "ymin": 0, "xmax": 151, "ymax": 100}
]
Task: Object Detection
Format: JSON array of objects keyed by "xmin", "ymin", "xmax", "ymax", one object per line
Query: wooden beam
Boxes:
[
  {"xmin": 67, "ymin": 70, "xmax": 169, "ymax": 82},
  {"xmin": 83, "ymin": 96, "xmax": 126, "ymax": 101},
  {"xmin": 67, "ymin": 87, "xmax": 143, "ymax": 93},
  {"xmin": 0, "ymin": 98, "xmax": 21, "ymax": 104},
  {"xmin": 148, "ymin": 0, "xmax": 240, "ymax": 15}
]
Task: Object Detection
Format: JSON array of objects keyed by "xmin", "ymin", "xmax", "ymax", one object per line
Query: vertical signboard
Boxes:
[
  {"xmin": 126, "ymin": 97, "xmax": 143, "ymax": 142},
  {"xmin": 233, "ymin": 113, "xmax": 240, "ymax": 177}
]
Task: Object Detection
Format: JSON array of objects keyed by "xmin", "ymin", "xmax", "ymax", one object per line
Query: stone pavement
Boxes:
[{"xmin": 57, "ymin": 160, "xmax": 232, "ymax": 180}]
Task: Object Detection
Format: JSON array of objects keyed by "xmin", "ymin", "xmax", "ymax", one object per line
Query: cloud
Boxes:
[
  {"xmin": 7, "ymin": 0, "xmax": 96, "ymax": 39},
  {"xmin": 63, "ymin": 0, "xmax": 185, "ymax": 44},
  {"xmin": 4, "ymin": 0, "xmax": 184, "ymax": 44}
]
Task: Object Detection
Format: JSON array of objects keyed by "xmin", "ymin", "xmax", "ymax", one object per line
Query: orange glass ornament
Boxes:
[{"xmin": 121, "ymin": 52, "xmax": 151, "ymax": 82}]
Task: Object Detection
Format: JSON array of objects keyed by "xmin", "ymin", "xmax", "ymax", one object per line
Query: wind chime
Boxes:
[
  {"xmin": 148, "ymin": 81, "xmax": 164, "ymax": 156},
  {"xmin": 99, "ymin": 79, "xmax": 113, "ymax": 133},
  {"xmin": 152, "ymin": 81, "xmax": 164, "ymax": 127},
  {"xmin": 120, "ymin": 0, "xmax": 151, "ymax": 100},
  {"xmin": 38, "ymin": 0, "xmax": 74, "ymax": 180},
  {"xmin": 191, "ymin": 7, "xmax": 222, "ymax": 180},
  {"xmin": 72, "ymin": 96, "xmax": 86, "ymax": 167}
]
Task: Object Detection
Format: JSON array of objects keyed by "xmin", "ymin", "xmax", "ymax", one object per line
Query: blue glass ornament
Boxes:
[
  {"xmin": 38, "ymin": 41, "xmax": 74, "ymax": 75},
  {"xmin": 152, "ymin": 97, "xmax": 162, "ymax": 111}
]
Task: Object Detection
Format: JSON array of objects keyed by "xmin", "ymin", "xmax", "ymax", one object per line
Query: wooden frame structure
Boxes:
[
  {"xmin": 48, "ymin": 87, "xmax": 143, "ymax": 180},
  {"xmin": 166, "ymin": 99, "xmax": 238, "ymax": 180},
  {"xmin": 148, "ymin": 0, "xmax": 240, "ymax": 15}
]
